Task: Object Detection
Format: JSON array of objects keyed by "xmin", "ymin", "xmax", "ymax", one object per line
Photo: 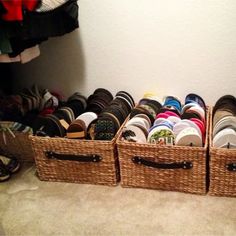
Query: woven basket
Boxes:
[
  {"xmin": 209, "ymin": 108, "xmax": 236, "ymax": 197},
  {"xmin": 0, "ymin": 130, "xmax": 34, "ymax": 162},
  {"xmin": 30, "ymin": 135, "xmax": 120, "ymax": 186},
  {"xmin": 117, "ymin": 109, "xmax": 210, "ymax": 195}
]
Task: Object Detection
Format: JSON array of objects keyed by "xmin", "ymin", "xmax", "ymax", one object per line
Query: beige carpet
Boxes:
[{"xmin": 0, "ymin": 163, "xmax": 235, "ymax": 236}]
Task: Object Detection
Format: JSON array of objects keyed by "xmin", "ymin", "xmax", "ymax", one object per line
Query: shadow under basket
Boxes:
[
  {"xmin": 117, "ymin": 109, "xmax": 210, "ymax": 195},
  {"xmin": 30, "ymin": 135, "xmax": 119, "ymax": 186},
  {"xmin": 209, "ymin": 109, "xmax": 236, "ymax": 197},
  {"xmin": 0, "ymin": 131, "xmax": 34, "ymax": 162}
]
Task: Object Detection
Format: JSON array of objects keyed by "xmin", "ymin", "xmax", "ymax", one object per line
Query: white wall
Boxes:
[{"xmin": 12, "ymin": 0, "xmax": 236, "ymax": 105}]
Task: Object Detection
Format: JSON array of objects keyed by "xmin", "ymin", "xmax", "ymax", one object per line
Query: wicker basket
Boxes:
[
  {"xmin": 209, "ymin": 108, "xmax": 236, "ymax": 197},
  {"xmin": 0, "ymin": 130, "xmax": 34, "ymax": 162},
  {"xmin": 30, "ymin": 135, "xmax": 120, "ymax": 186},
  {"xmin": 117, "ymin": 109, "xmax": 210, "ymax": 195}
]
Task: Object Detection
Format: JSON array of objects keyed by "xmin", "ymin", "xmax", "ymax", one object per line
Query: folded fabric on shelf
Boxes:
[{"xmin": 0, "ymin": 45, "xmax": 40, "ymax": 63}]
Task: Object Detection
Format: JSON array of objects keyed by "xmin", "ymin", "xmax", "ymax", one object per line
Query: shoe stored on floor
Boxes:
[
  {"xmin": 0, "ymin": 160, "xmax": 11, "ymax": 182},
  {"xmin": 0, "ymin": 155, "xmax": 20, "ymax": 174}
]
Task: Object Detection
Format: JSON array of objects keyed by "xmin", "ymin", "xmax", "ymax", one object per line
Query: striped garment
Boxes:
[{"xmin": 36, "ymin": 0, "xmax": 69, "ymax": 12}]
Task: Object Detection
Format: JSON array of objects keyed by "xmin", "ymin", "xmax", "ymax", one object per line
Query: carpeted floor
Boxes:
[{"xmin": 0, "ymin": 163, "xmax": 235, "ymax": 236}]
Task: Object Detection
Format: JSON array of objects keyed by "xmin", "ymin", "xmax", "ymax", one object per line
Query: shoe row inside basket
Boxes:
[
  {"xmin": 121, "ymin": 93, "xmax": 207, "ymax": 147},
  {"xmin": 33, "ymin": 89, "xmax": 135, "ymax": 140},
  {"xmin": 0, "ymin": 84, "xmax": 61, "ymax": 122},
  {"xmin": 212, "ymin": 95, "xmax": 236, "ymax": 149}
]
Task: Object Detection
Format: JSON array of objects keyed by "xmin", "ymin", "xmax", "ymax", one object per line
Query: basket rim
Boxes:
[{"xmin": 30, "ymin": 134, "xmax": 117, "ymax": 145}]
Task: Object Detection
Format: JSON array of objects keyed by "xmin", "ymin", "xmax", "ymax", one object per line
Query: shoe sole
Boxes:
[
  {"xmin": 0, "ymin": 174, "xmax": 11, "ymax": 182},
  {"xmin": 9, "ymin": 162, "xmax": 21, "ymax": 174}
]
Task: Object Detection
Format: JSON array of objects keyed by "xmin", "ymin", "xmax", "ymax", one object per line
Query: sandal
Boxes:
[{"xmin": 0, "ymin": 160, "xmax": 11, "ymax": 182}]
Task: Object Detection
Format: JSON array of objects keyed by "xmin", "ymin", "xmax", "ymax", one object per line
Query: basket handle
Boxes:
[
  {"xmin": 227, "ymin": 163, "xmax": 236, "ymax": 172},
  {"xmin": 45, "ymin": 151, "xmax": 102, "ymax": 162},
  {"xmin": 132, "ymin": 156, "xmax": 193, "ymax": 170}
]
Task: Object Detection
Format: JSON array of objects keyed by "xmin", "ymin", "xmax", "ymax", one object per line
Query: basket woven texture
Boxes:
[
  {"xmin": 30, "ymin": 136, "xmax": 119, "ymax": 186},
  {"xmin": 117, "ymin": 109, "xmax": 210, "ymax": 195},
  {"xmin": 209, "ymin": 108, "xmax": 236, "ymax": 197},
  {"xmin": 0, "ymin": 131, "xmax": 34, "ymax": 162}
]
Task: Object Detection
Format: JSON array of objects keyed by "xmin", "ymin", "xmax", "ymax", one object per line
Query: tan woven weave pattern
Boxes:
[
  {"xmin": 209, "ymin": 108, "xmax": 236, "ymax": 197},
  {"xmin": 117, "ymin": 109, "xmax": 210, "ymax": 195},
  {"xmin": 30, "ymin": 136, "xmax": 119, "ymax": 186},
  {"xmin": 0, "ymin": 131, "xmax": 34, "ymax": 162}
]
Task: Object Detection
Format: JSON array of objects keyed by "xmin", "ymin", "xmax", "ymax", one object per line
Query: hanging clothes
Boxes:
[
  {"xmin": 23, "ymin": 0, "xmax": 79, "ymax": 39},
  {"xmin": 0, "ymin": 0, "xmax": 40, "ymax": 21},
  {"xmin": 36, "ymin": 0, "xmax": 68, "ymax": 12},
  {"xmin": 0, "ymin": 0, "xmax": 79, "ymax": 63},
  {"xmin": 0, "ymin": 54, "xmax": 20, "ymax": 63},
  {"xmin": 0, "ymin": 31, "xmax": 12, "ymax": 54},
  {"xmin": 0, "ymin": 45, "xmax": 40, "ymax": 64}
]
